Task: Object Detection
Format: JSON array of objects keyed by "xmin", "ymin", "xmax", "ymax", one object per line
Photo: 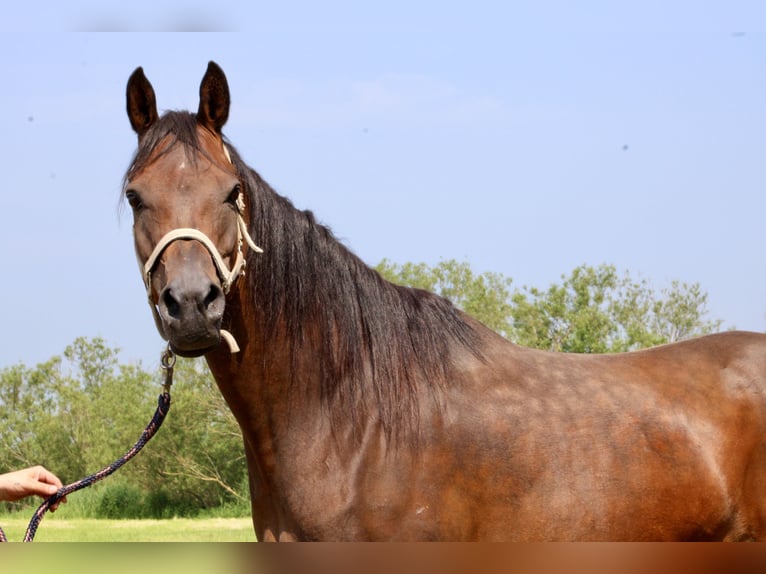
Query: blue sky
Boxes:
[{"xmin": 1, "ymin": 2, "xmax": 764, "ymax": 368}]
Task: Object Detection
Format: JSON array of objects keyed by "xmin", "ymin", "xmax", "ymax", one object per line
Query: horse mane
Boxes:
[
  {"xmin": 233, "ymin": 148, "xmax": 487, "ymax": 439},
  {"xmin": 125, "ymin": 111, "xmax": 484, "ymax": 439}
]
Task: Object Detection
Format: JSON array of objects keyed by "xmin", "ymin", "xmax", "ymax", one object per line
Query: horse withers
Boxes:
[{"xmin": 122, "ymin": 61, "xmax": 766, "ymax": 541}]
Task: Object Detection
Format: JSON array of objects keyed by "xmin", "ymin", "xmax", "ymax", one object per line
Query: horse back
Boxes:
[{"xmin": 385, "ymin": 330, "xmax": 766, "ymax": 540}]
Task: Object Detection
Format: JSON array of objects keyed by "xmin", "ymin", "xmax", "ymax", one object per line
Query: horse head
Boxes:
[{"xmin": 124, "ymin": 62, "xmax": 261, "ymax": 357}]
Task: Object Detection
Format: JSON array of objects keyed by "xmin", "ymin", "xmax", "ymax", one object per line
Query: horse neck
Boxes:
[{"xmin": 203, "ymin": 272, "xmax": 327, "ymax": 430}]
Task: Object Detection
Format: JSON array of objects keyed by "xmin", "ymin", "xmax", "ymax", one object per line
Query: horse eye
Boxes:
[
  {"xmin": 226, "ymin": 184, "xmax": 241, "ymax": 206},
  {"xmin": 125, "ymin": 190, "xmax": 144, "ymax": 211}
]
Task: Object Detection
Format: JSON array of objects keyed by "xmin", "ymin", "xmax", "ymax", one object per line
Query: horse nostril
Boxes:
[
  {"xmin": 204, "ymin": 284, "xmax": 223, "ymax": 314},
  {"xmin": 158, "ymin": 280, "xmax": 224, "ymax": 328},
  {"xmin": 162, "ymin": 289, "xmax": 182, "ymax": 319}
]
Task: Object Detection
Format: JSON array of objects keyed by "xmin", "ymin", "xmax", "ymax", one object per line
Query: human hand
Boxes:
[{"xmin": 0, "ymin": 466, "xmax": 67, "ymax": 511}]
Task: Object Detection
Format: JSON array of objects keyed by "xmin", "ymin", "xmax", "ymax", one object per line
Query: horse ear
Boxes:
[
  {"xmin": 197, "ymin": 61, "xmax": 230, "ymax": 134},
  {"xmin": 126, "ymin": 67, "xmax": 158, "ymax": 138}
]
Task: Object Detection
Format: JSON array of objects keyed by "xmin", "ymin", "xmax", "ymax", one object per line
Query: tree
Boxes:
[
  {"xmin": 511, "ymin": 264, "xmax": 723, "ymax": 352},
  {"xmin": 141, "ymin": 357, "xmax": 247, "ymax": 512},
  {"xmin": 0, "ymin": 338, "xmax": 158, "ymax": 511},
  {"xmin": 0, "ymin": 337, "xmax": 247, "ymax": 516},
  {"xmin": 376, "ymin": 258, "xmax": 514, "ymax": 337},
  {"xmin": 510, "ymin": 264, "xmax": 619, "ymax": 353},
  {"xmin": 377, "ymin": 260, "xmax": 722, "ymax": 353}
]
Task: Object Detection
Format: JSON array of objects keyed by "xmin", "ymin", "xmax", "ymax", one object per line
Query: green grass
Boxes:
[{"xmin": 0, "ymin": 517, "xmax": 256, "ymax": 542}]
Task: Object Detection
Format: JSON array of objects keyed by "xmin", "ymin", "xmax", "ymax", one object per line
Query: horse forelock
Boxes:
[{"xmin": 123, "ymin": 111, "xmax": 219, "ymax": 188}]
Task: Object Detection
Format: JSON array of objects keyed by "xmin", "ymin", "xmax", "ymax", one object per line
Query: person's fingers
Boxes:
[
  {"xmin": 21, "ymin": 467, "xmax": 60, "ymax": 498},
  {"xmin": 31, "ymin": 466, "xmax": 64, "ymax": 490},
  {"xmin": 30, "ymin": 466, "xmax": 68, "ymax": 511},
  {"xmin": 49, "ymin": 495, "xmax": 68, "ymax": 512}
]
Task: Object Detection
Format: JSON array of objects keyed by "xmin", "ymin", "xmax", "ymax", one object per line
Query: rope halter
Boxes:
[{"xmin": 139, "ymin": 146, "xmax": 263, "ymax": 353}]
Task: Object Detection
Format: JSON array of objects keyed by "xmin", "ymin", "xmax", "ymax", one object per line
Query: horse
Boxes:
[{"xmin": 122, "ymin": 61, "xmax": 766, "ymax": 541}]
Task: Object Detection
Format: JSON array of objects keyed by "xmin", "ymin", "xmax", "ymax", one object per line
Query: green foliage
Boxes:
[
  {"xmin": 511, "ymin": 264, "xmax": 723, "ymax": 352},
  {"xmin": 377, "ymin": 258, "xmax": 514, "ymax": 337},
  {"xmin": 140, "ymin": 358, "xmax": 247, "ymax": 512},
  {"xmin": 0, "ymin": 337, "xmax": 248, "ymax": 519},
  {"xmin": 97, "ymin": 481, "xmax": 146, "ymax": 519},
  {"xmin": 378, "ymin": 260, "xmax": 723, "ymax": 353}
]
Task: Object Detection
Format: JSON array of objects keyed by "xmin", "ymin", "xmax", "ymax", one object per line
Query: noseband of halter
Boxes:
[{"xmin": 138, "ymin": 146, "xmax": 263, "ymax": 354}]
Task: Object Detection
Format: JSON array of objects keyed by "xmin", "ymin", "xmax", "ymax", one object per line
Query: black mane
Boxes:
[
  {"xmin": 233, "ymin": 149, "xmax": 486, "ymax": 438},
  {"xmin": 126, "ymin": 111, "xmax": 483, "ymax": 438}
]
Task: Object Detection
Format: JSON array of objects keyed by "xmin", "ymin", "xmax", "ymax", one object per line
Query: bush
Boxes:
[
  {"xmin": 145, "ymin": 488, "xmax": 200, "ymax": 519},
  {"xmin": 96, "ymin": 482, "xmax": 145, "ymax": 519}
]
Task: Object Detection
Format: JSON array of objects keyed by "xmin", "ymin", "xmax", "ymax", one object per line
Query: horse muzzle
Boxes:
[{"xmin": 156, "ymin": 259, "xmax": 226, "ymax": 357}]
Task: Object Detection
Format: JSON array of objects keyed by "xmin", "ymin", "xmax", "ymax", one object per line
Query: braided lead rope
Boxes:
[{"xmin": 0, "ymin": 348, "xmax": 175, "ymax": 543}]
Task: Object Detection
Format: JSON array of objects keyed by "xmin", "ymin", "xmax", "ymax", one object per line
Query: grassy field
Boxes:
[{"xmin": 0, "ymin": 517, "xmax": 256, "ymax": 542}]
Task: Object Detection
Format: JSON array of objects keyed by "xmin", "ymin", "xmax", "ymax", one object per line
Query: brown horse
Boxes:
[{"xmin": 123, "ymin": 61, "xmax": 766, "ymax": 541}]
